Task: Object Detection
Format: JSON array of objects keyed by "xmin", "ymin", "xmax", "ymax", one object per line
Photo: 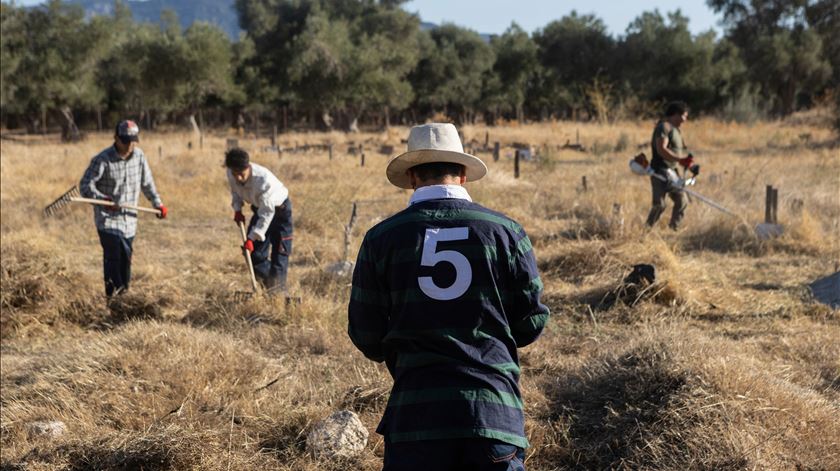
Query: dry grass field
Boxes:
[{"xmin": 1, "ymin": 114, "xmax": 839, "ymax": 470}]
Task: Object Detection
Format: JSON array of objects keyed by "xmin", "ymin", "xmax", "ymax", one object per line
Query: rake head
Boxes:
[
  {"xmin": 44, "ymin": 186, "xmax": 80, "ymax": 217},
  {"xmin": 231, "ymin": 290, "xmax": 256, "ymax": 302}
]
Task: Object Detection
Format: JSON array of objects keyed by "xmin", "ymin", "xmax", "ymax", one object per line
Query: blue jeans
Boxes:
[
  {"xmin": 248, "ymin": 198, "xmax": 293, "ymax": 292},
  {"xmin": 383, "ymin": 438, "xmax": 526, "ymax": 471},
  {"xmin": 97, "ymin": 231, "xmax": 134, "ymax": 297}
]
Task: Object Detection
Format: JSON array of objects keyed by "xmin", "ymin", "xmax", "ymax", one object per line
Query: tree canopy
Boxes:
[{"xmin": 0, "ymin": 0, "xmax": 837, "ymax": 134}]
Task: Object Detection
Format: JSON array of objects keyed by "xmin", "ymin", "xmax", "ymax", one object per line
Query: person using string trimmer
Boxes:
[
  {"xmin": 646, "ymin": 101, "xmax": 696, "ymax": 230},
  {"xmin": 224, "ymin": 147, "xmax": 293, "ymax": 295},
  {"xmin": 79, "ymin": 120, "xmax": 168, "ymax": 297}
]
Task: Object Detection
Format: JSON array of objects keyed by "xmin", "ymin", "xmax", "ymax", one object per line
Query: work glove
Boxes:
[
  {"xmin": 243, "ymin": 239, "xmax": 255, "ymax": 253},
  {"xmin": 234, "ymin": 211, "xmax": 245, "ymax": 224},
  {"xmin": 156, "ymin": 204, "xmax": 168, "ymax": 219},
  {"xmin": 678, "ymin": 154, "xmax": 694, "ymax": 169},
  {"xmin": 103, "ymin": 196, "xmax": 120, "ymax": 212}
]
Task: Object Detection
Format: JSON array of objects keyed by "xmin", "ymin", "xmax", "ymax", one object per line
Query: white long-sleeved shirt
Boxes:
[{"xmin": 227, "ymin": 163, "xmax": 289, "ymax": 241}]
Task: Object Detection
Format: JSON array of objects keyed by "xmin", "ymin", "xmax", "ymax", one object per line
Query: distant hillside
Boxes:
[
  {"xmin": 61, "ymin": 2, "xmax": 490, "ymax": 42},
  {"xmin": 66, "ymin": 0, "xmax": 242, "ymax": 39}
]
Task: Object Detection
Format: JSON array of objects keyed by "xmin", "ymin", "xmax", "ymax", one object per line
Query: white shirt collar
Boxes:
[{"xmin": 408, "ymin": 184, "xmax": 472, "ymax": 206}]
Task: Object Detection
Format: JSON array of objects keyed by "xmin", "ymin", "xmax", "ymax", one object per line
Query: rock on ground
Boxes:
[
  {"xmin": 27, "ymin": 420, "xmax": 66, "ymax": 438},
  {"xmin": 306, "ymin": 409, "xmax": 368, "ymax": 459}
]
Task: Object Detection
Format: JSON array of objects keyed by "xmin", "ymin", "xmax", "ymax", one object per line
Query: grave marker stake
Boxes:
[{"xmin": 514, "ymin": 150, "xmax": 520, "ymax": 178}]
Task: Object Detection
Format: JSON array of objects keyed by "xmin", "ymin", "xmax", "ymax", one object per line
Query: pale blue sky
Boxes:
[
  {"xmin": 403, "ymin": 0, "xmax": 722, "ymax": 36},
  {"xmin": 13, "ymin": 0, "xmax": 724, "ymax": 37}
]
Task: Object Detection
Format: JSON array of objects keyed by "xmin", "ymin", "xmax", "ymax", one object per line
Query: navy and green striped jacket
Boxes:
[{"xmin": 348, "ymin": 197, "xmax": 549, "ymax": 448}]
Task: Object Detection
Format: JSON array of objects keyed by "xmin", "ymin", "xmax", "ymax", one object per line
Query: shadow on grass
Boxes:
[{"xmin": 533, "ymin": 343, "xmax": 747, "ymax": 470}]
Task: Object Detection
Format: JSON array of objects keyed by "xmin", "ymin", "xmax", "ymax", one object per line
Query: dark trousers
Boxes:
[
  {"xmin": 248, "ymin": 198, "xmax": 293, "ymax": 292},
  {"xmin": 383, "ymin": 438, "xmax": 526, "ymax": 471},
  {"xmin": 97, "ymin": 231, "xmax": 134, "ymax": 297},
  {"xmin": 646, "ymin": 174, "xmax": 687, "ymax": 229}
]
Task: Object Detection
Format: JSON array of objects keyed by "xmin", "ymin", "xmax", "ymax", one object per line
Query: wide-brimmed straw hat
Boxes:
[{"xmin": 386, "ymin": 123, "xmax": 487, "ymax": 189}]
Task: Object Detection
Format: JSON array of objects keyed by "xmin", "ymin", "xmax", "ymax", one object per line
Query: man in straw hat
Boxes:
[{"xmin": 348, "ymin": 123, "xmax": 549, "ymax": 470}]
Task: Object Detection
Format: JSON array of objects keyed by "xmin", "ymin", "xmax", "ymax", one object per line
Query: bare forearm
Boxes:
[{"xmin": 656, "ymin": 139, "xmax": 681, "ymax": 162}]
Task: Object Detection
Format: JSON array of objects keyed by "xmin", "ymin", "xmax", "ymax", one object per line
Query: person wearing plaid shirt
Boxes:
[
  {"xmin": 79, "ymin": 120, "xmax": 167, "ymax": 297},
  {"xmin": 348, "ymin": 124, "xmax": 549, "ymax": 471}
]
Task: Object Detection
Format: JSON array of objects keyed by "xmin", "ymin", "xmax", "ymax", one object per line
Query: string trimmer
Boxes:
[
  {"xmin": 629, "ymin": 153, "xmax": 741, "ymax": 218},
  {"xmin": 44, "ymin": 186, "xmax": 162, "ymax": 217}
]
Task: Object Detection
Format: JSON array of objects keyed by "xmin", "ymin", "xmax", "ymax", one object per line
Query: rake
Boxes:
[{"xmin": 44, "ymin": 186, "xmax": 162, "ymax": 217}]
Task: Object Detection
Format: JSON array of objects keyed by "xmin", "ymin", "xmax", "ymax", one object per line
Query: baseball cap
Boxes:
[{"xmin": 115, "ymin": 120, "xmax": 140, "ymax": 143}]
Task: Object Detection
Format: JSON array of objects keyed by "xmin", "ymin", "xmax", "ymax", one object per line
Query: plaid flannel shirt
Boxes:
[
  {"xmin": 79, "ymin": 146, "xmax": 162, "ymax": 238},
  {"xmin": 348, "ymin": 186, "xmax": 549, "ymax": 448}
]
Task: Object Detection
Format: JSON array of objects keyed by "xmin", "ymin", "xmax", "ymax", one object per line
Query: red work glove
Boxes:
[
  {"xmin": 234, "ymin": 211, "xmax": 245, "ymax": 224},
  {"xmin": 103, "ymin": 196, "xmax": 120, "ymax": 212},
  {"xmin": 156, "ymin": 204, "xmax": 168, "ymax": 219},
  {"xmin": 678, "ymin": 155, "xmax": 694, "ymax": 169},
  {"xmin": 243, "ymin": 239, "xmax": 255, "ymax": 253}
]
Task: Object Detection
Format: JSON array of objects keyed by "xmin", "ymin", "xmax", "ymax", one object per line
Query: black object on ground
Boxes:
[
  {"xmin": 624, "ymin": 264, "xmax": 656, "ymax": 286},
  {"xmin": 809, "ymin": 271, "xmax": 840, "ymax": 309}
]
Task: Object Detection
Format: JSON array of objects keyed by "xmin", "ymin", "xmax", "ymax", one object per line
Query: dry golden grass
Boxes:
[{"xmin": 1, "ymin": 116, "xmax": 839, "ymax": 470}]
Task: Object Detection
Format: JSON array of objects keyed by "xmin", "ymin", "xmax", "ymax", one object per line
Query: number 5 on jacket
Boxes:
[{"xmin": 418, "ymin": 227, "xmax": 472, "ymax": 300}]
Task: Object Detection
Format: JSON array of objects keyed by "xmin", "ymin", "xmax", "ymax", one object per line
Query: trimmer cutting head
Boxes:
[
  {"xmin": 629, "ymin": 153, "xmax": 653, "ymax": 176},
  {"xmin": 44, "ymin": 186, "xmax": 81, "ymax": 217}
]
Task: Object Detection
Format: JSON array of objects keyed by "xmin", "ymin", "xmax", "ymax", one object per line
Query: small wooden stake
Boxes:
[
  {"xmin": 764, "ymin": 185, "xmax": 773, "ymax": 224},
  {"xmin": 582, "ymin": 176, "xmax": 588, "ymax": 192},
  {"xmin": 493, "ymin": 142, "xmax": 500, "ymax": 162},
  {"xmin": 344, "ymin": 202, "xmax": 358, "ymax": 262},
  {"xmin": 514, "ymin": 150, "xmax": 520, "ymax": 178}
]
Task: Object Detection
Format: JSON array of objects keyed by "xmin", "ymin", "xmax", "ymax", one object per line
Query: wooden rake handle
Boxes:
[
  {"xmin": 71, "ymin": 197, "xmax": 161, "ymax": 215},
  {"xmin": 238, "ymin": 221, "xmax": 260, "ymax": 293}
]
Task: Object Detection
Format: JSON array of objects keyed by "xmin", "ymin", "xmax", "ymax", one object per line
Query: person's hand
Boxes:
[
  {"xmin": 234, "ymin": 211, "xmax": 245, "ymax": 224},
  {"xmin": 678, "ymin": 154, "xmax": 694, "ymax": 169},
  {"xmin": 156, "ymin": 204, "xmax": 168, "ymax": 219},
  {"xmin": 103, "ymin": 196, "xmax": 120, "ymax": 212},
  {"xmin": 243, "ymin": 239, "xmax": 255, "ymax": 253}
]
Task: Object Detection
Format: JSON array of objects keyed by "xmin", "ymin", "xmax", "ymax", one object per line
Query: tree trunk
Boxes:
[
  {"xmin": 781, "ymin": 80, "xmax": 797, "ymax": 115},
  {"xmin": 321, "ymin": 110, "xmax": 334, "ymax": 130},
  {"xmin": 59, "ymin": 106, "xmax": 82, "ymax": 142},
  {"xmin": 189, "ymin": 113, "xmax": 201, "ymax": 135}
]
